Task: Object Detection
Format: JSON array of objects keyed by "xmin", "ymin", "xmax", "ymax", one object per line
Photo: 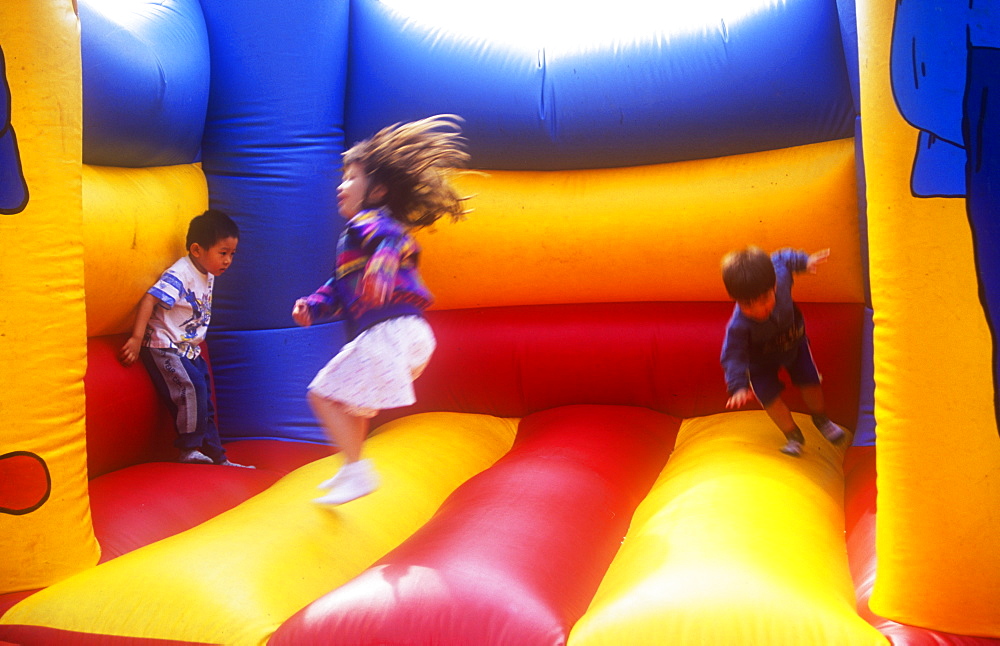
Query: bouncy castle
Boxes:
[{"xmin": 2, "ymin": 0, "xmax": 999, "ymax": 643}]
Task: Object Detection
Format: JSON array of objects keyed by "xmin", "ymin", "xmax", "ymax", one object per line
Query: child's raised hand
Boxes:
[
  {"xmin": 292, "ymin": 299, "xmax": 313, "ymax": 327},
  {"xmin": 807, "ymin": 248, "xmax": 830, "ymax": 273},
  {"xmin": 726, "ymin": 388, "xmax": 752, "ymax": 409}
]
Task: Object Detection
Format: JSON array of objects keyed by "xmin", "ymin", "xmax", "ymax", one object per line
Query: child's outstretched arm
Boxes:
[
  {"xmin": 807, "ymin": 248, "xmax": 830, "ymax": 273},
  {"xmin": 721, "ymin": 325, "xmax": 753, "ymax": 409},
  {"xmin": 291, "ymin": 298, "xmax": 313, "ymax": 326},
  {"xmin": 293, "ymin": 278, "xmax": 344, "ymax": 327},
  {"xmin": 120, "ymin": 293, "xmax": 157, "ymax": 366}
]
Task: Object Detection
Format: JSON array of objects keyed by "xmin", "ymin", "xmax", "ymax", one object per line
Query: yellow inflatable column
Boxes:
[
  {"xmin": 83, "ymin": 163, "xmax": 208, "ymax": 337},
  {"xmin": 0, "ymin": 0, "xmax": 99, "ymax": 593},
  {"xmin": 859, "ymin": 0, "xmax": 1000, "ymax": 635}
]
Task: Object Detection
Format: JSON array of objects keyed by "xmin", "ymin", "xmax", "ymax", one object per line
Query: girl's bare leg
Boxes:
[
  {"xmin": 308, "ymin": 391, "xmax": 369, "ymax": 462},
  {"xmin": 309, "ymin": 392, "xmax": 379, "ymax": 503}
]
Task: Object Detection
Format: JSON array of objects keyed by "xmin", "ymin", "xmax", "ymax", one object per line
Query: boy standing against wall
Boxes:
[{"xmin": 120, "ymin": 209, "xmax": 251, "ymax": 468}]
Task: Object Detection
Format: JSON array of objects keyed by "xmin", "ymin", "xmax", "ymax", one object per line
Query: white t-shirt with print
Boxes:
[{"xmin": 143, "ymin": 255, "xmax": 213, "ymax": 360}]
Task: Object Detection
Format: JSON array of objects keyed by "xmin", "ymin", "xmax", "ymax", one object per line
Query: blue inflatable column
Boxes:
[{"xmin": 199, "ymin": 0, "xmax": 350, "ymax": 442}]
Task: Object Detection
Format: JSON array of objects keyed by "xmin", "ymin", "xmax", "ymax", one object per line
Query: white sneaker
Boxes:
[
  {"xmin": 313, "ymin": 460, "xmax": 379, "ymax": 505},
  {"xmin": 178, "ymin": 449, "xmax": 214, "ymax": 465},
  {"xmin": 317, "ymin": 469, "xmax": 346, "ymax": 490},
  {"xmin": 217, "ymin": 459, "xmax": 255, "ymax": 469}
]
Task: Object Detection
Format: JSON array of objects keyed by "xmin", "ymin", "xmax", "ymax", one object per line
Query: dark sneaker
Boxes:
[
  {"xmin": 780, "ymin": 438, "xmax": 804, "ymax": 457},
  {"xmin": 817, "ymin": 419, "xmax": 846, "ymax": 444}
]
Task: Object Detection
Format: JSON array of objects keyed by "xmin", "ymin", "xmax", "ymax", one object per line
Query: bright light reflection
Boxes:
[{"xmin": 381, "ymin": 0, "xmax": 779, "ymax": 54}]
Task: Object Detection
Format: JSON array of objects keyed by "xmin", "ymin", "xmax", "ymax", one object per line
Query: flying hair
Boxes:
[{"xmin": 343, "ymin": 114, "xmax": 471, "ymax": 228}]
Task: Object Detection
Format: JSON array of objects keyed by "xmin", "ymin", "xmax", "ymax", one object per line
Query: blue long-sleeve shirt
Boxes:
[{"xmin": 720, "ymin": 248, "xmax": 809, "ymax": 395}]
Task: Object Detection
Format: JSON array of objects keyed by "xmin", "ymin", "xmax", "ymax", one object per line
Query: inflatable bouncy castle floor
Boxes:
[{"xmin": 1, "ymin": 0, "xmax": 999, "ymax": 644}]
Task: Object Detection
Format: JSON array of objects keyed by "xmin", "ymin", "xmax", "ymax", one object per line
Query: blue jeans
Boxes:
[{"xmin": 141, "ymin": 347, "xmax": 226, "ymax": 462}]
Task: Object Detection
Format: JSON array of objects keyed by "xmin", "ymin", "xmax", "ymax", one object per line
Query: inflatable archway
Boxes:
[{"xmin": 0, "ymin": 0, "xmax": 998, "ymax": 643}]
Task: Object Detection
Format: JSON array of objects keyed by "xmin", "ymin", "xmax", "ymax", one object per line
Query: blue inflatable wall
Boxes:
[
  {"xmin": 81, "ymin": 0, "xmax": 208, "ymax": 167},
  {"xmin": 347, "ymin": 0, "xmax": 855, "ymax": 170},
  {"xmin": 81, "ymin": 0, "xmax": 863, "ymax": 444}
]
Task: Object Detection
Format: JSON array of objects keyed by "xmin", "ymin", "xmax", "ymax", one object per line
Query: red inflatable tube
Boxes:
[
  {"xmin": 270, "ymin": 405, "xmax": 681, "ymax": 645},
  {"xmin": 85, "ymin": 335, "xmax": 178, "ymax": 478},
  {"xmin": 89, "ymin": 462, "xmax": 280, "ymax": 562},
  {"xmin": 90, "ymin": 444, "xmax": 334, "ymax": 562},
  {"xmin": 380, "ymin": 302, "xmax": 863, "ymax": 431}
]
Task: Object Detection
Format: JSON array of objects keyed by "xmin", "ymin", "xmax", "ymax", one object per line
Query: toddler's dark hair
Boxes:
[
  {"xmin": 721, "ymin": 246, "xmax": 776, "ymax": 301},
  {"xmin": 187, "ymin": 209, "xmax": 239, "ymax": 250},
  {"xmin": 343, "ymin": 114, "xmax": 470, "ymax": 228}
]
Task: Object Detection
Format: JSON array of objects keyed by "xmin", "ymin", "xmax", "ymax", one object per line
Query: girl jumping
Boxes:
[{"xmin": 292, "ymin": 114, "xmax": 469, "ymax": 505}]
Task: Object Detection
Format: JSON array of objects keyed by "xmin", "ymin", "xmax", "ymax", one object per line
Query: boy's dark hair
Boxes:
[
  {"xmin": 721, "ymin": 246, "xmax": 776, "ymax": 301},
  {"xmin": 186, "ymin": 209, "xmax": 239, "ymax": 250}
]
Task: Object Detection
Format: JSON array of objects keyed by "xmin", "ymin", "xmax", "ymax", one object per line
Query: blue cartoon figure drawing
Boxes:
[
  {"xmin": 179, "ymin": 289, "xmax": 211, "ymax": 349},
  {"xmin": 1, "ymin": 46, "xmax": 28, "ymax": 215},
  {"xmin": 891, "ymin": 1, "xmax": 1000, "ymax": 434}
]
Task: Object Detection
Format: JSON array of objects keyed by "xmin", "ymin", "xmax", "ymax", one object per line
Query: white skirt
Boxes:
[{"xmin": 308, "ymin": 316, "xmax": 436, "ymax": 418}]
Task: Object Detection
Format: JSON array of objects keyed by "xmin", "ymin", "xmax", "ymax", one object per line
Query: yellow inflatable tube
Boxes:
[
  {"xmin": 569, "ymin": 412, "xmax": 886, "ymax": 646},
  {"xmin": 858, "ymin": 0, "xmax": 1000, "ymax": 634},
  {"xmin": 0, "ymin": 0, "xmax": 99, "ymax": 593},
  {"xmin": 423, "ymin": 138, "xmax": 863, "ymax": 310},
  {"xmin": 1, "ymin": 413, "xmax": 517, "ymax": 644},
  {"xmin": 83, "ymin": 163, "xmax": 209, "ymax": 337}
]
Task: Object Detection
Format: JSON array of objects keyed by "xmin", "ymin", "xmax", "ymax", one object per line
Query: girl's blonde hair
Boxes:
[{"xmin": 343, "ymin": 114, "xmax": 470, "ymax": 228}]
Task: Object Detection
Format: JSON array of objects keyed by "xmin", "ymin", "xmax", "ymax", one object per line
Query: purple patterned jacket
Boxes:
[{"xmin": 302, "ymin": 208, "xmax": 432, "ymax": 339}]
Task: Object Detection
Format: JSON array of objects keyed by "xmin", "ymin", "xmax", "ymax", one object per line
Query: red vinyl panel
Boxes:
[
  {"xmin": 89, "ymin": 462, "xmax": 279, "ymax": 562},
  {"xmin": 220, "ymin": 439, "xmax": 335, "ymax": 474},
  {"xmin": 83, "ymin": 336, "xmax": 336, "ymax": 562},
  {"xmin": 379, "ymin": 302, "xmax": 863, "ymax": 431},
  {"xmin": 270, "ymin": 405, "xmax": 681, "ymax": 645},
  {"xmin": 85, "ymin": 335, "xmax": 177, "ymax": 478}
]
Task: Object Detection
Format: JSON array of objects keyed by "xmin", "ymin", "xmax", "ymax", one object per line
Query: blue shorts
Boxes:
[{"xmin": 748, "ymin": 337, "xmax": 821, "ymax": 407}]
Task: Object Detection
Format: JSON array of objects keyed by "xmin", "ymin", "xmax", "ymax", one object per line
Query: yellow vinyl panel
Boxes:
[
  {"xmin": 569, "ymin": 411, "xmax": 886, "ymax": 646},
  {"xmin": 421, "ymin": 138, "xmax": 862, "ymax": 310},
  {"xmin": 83, "ymin": 163, "xmax": 208, "ymax": 337},
  {"xmin": 1, "ymin": 413, "xmax": 517, "ymax": 645},
  {"xmin": 858, "ymin": 0, "xmax": 1000, "ymax": 635},
  {"xmin": 0, "ymin": 0, "xmax": 100, "ymax": 593}
]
